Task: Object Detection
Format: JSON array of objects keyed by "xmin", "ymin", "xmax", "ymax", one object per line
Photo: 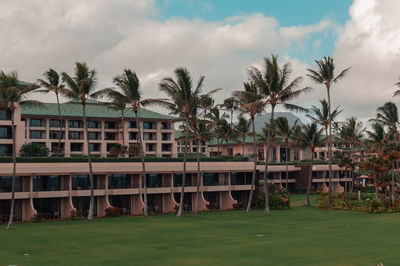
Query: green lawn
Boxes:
[{"xmin": 1, "ymin": 194, "xmax": 399, "ymax": 266}]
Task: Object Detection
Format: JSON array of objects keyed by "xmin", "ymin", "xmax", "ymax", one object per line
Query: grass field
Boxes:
[{"xmin": 1, "ymin": 194, "xmax": 399, "ymax": 265}]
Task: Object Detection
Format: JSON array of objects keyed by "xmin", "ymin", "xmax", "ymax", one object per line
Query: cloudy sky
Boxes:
[{"xmin": 1, "ymin": 0, "xmax": 400, "ymax": 125}]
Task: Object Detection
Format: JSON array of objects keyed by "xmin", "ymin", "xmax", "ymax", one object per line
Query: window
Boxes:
[
  {"xmin": 87, "ymin": 121, "xmax": 99, "ymax": 128},
  {"xmin": 162, "ymin": 144, "xmax": 171, "ymax": 152},
  {"xmin": 29, "ymin": 119, "xmax": 43, "ymax": 127},
  {"xmin": 0, "ymin": 176, "xmax": 22, "ymax": 192},
  {"xmin": 89, "ymin": 143, "xmax": 100, "ymax": 152},
  {"xmin": 49, "ymin": 131, "xmax": 64, "ymax": 139},
  {"xmin": 49, "ymin": 119, "xmax": 65, "ymax": 127},
  {"xmin": 51, "ymin": 142, "xmax": 64, "ymax": 151},
  {"xmin": 146, "ymin": 143, "xmax": 156, "ymax": 152},
  {"xmin": 33, "ymin": 176, "xmax": 60, "ymax": 191},
  {"xmin": 143, "ymin": 122, "xmax": 154, "ymax": 130},
  {"xmin": 128, "ymin": 121, "xmax": 136, "ymax": 128},
  {"xmin": 104, "ymin": 132, "xmax": 116, "ymax": 140},
  {"xmin": 70, "ymin": 143, "xmax": 83, "ymax": 152},
  {"xmin": 162, "ymin": 122, "xmax": 170, "ymax": 129},
  {"xmin": 0, "ymin": 144, "xmax": 12, "ymax": 156},
  {"xmin": 108, "ymin": 174, "xmax": 130, "ymax": 189},
  {"xmin": 0, "ymin": 126, "xmax": 12, "ymax": 139},
  {"xmin": 0, "ymin": 110, "xmax": 11, "ymax": 120},
  {"xmin": 161, "ymin": 133, "xmax": 170, "ymax": 141},
  {"xmin": 88, "ymin": 132, "xmax": 100, "ymax": 140},
  {"xmin": 71, "ymin": 175, "xmax": 95, "ymax": 190},
  {"xmin": 68, "ymin": 131, "xmax": 82, "ymax": 140},
  {"xmin": 294, "ymin": 149, "xmax": 299, "ymax": 161},
  {"xmin": 146, "ymin": 174, "xmax": 163, "ymax": 188},
  {"xmin": 104, "ymin": 121, "xmax": 116, "ymax": 129},
  {"xmin": 68, "ymin": 120, "xmax": 82, "ymax": 128},
  {"xmin": 202, "ymin": 148, "xmax": 206, "ymax": 153},
  {"xmin": 129, "ymin": 132, "xmax": 137, "ymax": 140},
  {"xmin": 143, "ymin": 133, "xmax": 155, "ymax": 140},
  {"xmin": 29, "ymin": 130, "xmax": 43, "ymax": 139},
  {"xmin": 106, "ymin": 143, "xmax": 117, "ymax": 151}
]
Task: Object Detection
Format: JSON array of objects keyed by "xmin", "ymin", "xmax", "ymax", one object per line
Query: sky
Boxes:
[{"xmin": 1, "ymin": 0, "xmax": 400, "ymax": 126}]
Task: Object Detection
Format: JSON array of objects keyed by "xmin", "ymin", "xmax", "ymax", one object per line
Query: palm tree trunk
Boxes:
[
  {"xmin": 229, "ymin": 109, "xmax": 233, "ymax": 156},
  {"xmin": 326, "ymin": 86, "xmax": 333, "ymax": 207},
  {"xmin": 306, "ymin": 149, "xmax": 314, "ymax": 206},
  {"xmin": 56, "ymin": 92, "xmax": 63, "ymax": 157},
  {"xmin": 194, "ymin": 130, "xmax": 200, "ymax": 215},
  {"xmin": 391, "ymin": 161, "xmax": 395, "ymax": 205},
  {"xmin": 344, "ymin": 168, "xmax": 348, "ymax": 193},
  {"xmin": 285, "ymin": 142, "xmax": 288, "ymax": 190},
  {"xmin": 246, "ymin": 116, "xmax": 257, "ymax": 212},
  {"xmin": 7, "ymin": 109, "xmax": 16, "ymax": 229},
  {"xmin": 242, "ymin": 137, "xmax": 245, "ymax": 156},
  {"xmin": 121, "ymin": 113, "xmax": 125, "ymax": 148},
  {"xmin": 177, "ymin": 114, "xmax": 189, "ymax": 217},
  {"xmin": 83, "ymin": 103, "xmax": 95, "ymax": 220},
  {"xmin": 137, "ymin": 108, "xmax": 148, "ymax": 216},
  {"xmin": 374, "ymin": 172, "xmax": 379, "ymax": 202},
  {"xmin": 263, "ymin": 106, "xmax": 276, "ymax": 216}
]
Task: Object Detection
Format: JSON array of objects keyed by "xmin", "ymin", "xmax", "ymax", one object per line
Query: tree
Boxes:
[
  {"xmin": 233, "ymin": 81, "xmax": 266, "ymax": 212},
  {"xmin": 234, "ymin": 117, "xmax": 251, "ymax": 156},
  {"xmin": 20, "ymin": 143, "xmax": 49, "ymax": 157},
  {"xmin": 93, "ymin": 69, "xmax": 151, "ymax": 216},
  {"xmin": 383, "ymin": 141, "xmax": 400, "ymax": 205},
  {"xmin": 206, "ymin": 106, "xmax": 228, "ymax": 155},
  {"xmin": 222, "ymin": 97, "xmax": 239, "ymax": 156},
  {"xmin": 338, "ymin": 117, "xmax": 365, "ymax": 192},
  {"xmin": 0, "ymin": 71, "xmax": 40, "ymax": 229},
  {"xmin": 158, "ymin": 68, "xmax": 204, "ymax": 217},
  {"xmin": 307, "ymin": 56, "xmax": 351, "ymax": 207},
  {"xmin": 249, "ymin": 54, "xmax": 311, "ymax": 215},
  {"xmin": 306, "ymin": 99, "xmax": 342, "ymax": 141},
  {"xmin": 275, "ymin": 117, "xmax": 298, "ymax": 190},
  {"xmin": 295, "ymin": 122, "xmax": 324, "ymax": 206},
  {"xmin": 366, "ymin": 123, "xmax": 387, "ymax": 154},
  {"xmin": 61, "ymin": 62, "xmax": 97, "ymax": 220},
  {"xmin": 37, "ymin": 69, "xmax": 66, "ymax": 156}
]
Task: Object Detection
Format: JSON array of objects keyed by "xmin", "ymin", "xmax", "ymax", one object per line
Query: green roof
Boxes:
[{"xmin": 21, "ymin": 100, "xmax": 175, "ymax": 120}]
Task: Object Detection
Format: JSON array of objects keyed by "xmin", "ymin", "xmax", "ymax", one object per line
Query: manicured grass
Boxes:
[{"xmin": 1, "ymin": 194, "xmax": 399, "ymax": 265}]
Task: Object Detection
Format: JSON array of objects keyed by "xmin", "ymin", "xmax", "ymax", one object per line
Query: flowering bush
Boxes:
[
  {"xmin": 253, "ymin": 184, "xmax": 290, "ymax": 210},
  {"xmin": 105, "ymin": 207, "xmax": 122, "ymax": 217},
  {"xmin": 317, "ymin": 193, "xmax": 400, "ymax": 213}
]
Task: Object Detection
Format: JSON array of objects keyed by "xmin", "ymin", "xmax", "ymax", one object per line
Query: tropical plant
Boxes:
[
  {"xmin": 366, "ymin": 123, "xmax": 387, "ymax": 154},
  {"xmin": 0, "ymin": 70, "xmax": 40, "ymax": 229},
  {"xmin": 158, "ymin": 68, "xmax": 204, "ymax": 217},
  {"xmin": 20, "ymin": 143, "xmax": 49, "ymax": 157},
  {"xmin": 307, "ymin": 56, "xmax": 351, "ymax": 207},
  {"xmin": 92, "ymin": 69, "xmax": 151, "ymax": 216},
  {"xmin": 275, "ymin": 117, "xmax": 298, "ymax": 189},
  {"xmin": 233, "ymin": 81, "xmax": 266, "ymax": 212},
  {"xmin": 295, "ymin": 122, "xmax": 325, "ymax": 206},
  {"xmin": 383, "ymin": 141, "xmax": 400, "ymax": 205},
  {"xmin": 206, "ymin": 106, "xmax": 228, "ymax": 155},
  {"xmin": 61, "ymin": 62, "xmax": 97, "ymax": 220},
  {"xmin": 37, "ymin": 69, "xmax": 66, "ymax": 156},
  {"xmin": 222, "ymin": 97, "xmax": 239, "ymax": 156},
  {"xmin": 363, "ymin": 156, "xmax": 388, "ymax": 201},
  {"xmin": 249, "ymin": 54, "xmax": 311, "ymax": 215},
  {"xmin": 234, "ymin": 117, "xmax": 251, "ymax": 155}
]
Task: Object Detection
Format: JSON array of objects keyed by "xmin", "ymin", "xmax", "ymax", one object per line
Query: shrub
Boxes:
[
  {"xmin": 292, "ymin": 186, "xmax": 307, "ymax": 194},
  {"xmin": 206, "ymin": 202, "xmax": 218, "ymax": 210},
  {"xmin": 105, "ymin": 207, "xmax": 122, "ymax": 217},
  {"xmin": 232, "ymin": 202, "xmax": 244, "ymax": 209},
  {"xmin": 253, "ymin": 184, "xmax": 290, "ymax": 210},
  {"xmin": 67, "ymin": 210, "xmax": 84, "ymax": 220},
  {"xmin": 20, "ymin": 143, "xmax": 49, "ymax": 157},
  {"xmin": 28, "ymin": 213, "xmax": 44, "ymax": 223}
]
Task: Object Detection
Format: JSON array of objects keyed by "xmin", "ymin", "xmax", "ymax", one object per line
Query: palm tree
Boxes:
[
  {"xmin": 234, "ymin": 117, "xmax": 251, "ymax": 156},
  {"xmin": 93, "ymin": 69, "xmax": 151, "ymax": 215},
  {"xmin": 307, "ymin": 99, "xmax": 342, "ymax": 141},
  {"xmin": 249, "ymin": 54, "xmax": 311, "ymax": 215},
  {"xmin": 158, "ymin": 68, "xmax": 204, "ymax": 217},
  {"xmin": 233, "ymin": 81, "xmax": 266, "ymax": 212},
  {"xmin": 366, "ymin": 123, "xmax": 387, "ymax": 154},
  {"xmin": 206, "ymin": 106, "xmax": 228, "ymax": 155},
  {"xmin": 61, "ymin": 62, "xmax": 97, "ymax": 220},
  {"xmin": 338, "ymin": 117, "xmax": 365, "ymax": 192},
  {"xmin": 223, "ymin": 97, "xmax": 239, "ymax": 156},
  {"xmin": 0, "ymin": 71, "xmax": 40, "ymax": 229},
  {"xmin": 383, "ymin": 142, "xmax": 400, "ymax": 205},
  {"xmin": 295, "ymin": 122, "xmax": 324, "ymax": 206},
  {"xmin": 37, "ymin": 69, "xmax": 66, "ymax": 156},
  {"xmin": 275, "ymin": 117, "xmax": 298, "ymax": 190},
  {"xmin": 307, "ymin": 56, "xmax": 351, "ymax": 207}
]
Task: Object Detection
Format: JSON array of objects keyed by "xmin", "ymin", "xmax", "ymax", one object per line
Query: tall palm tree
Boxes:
[
  {"xmin": 307, "ymin": 56, "xmax": 351, "ymax": 207},
  {"xmin": 37, "ymin": 69, "xmax": 66, "ymax": 156},
  {"xmin": 222, "ymin": 97, "xmax": 239, "ymax": 156},
  {"xmin": 93, "ymin": 69, "xmax": 152, "ymax": 214},
  {"xmin": 366, "ymin": 123, "xmax": 387, "ymax": 154},
  {"xmin": 206, "ymin": 106, "xmax": 228, "ymax": 155},
  {"xmin": 339, "ymin": 117, "xmax": 365, "ymax": 192},
  {"xmin": 249, "ymin": 54, "xmax": 311, "ymax": 215},
  {"xmin": 275, "ymin": 117, "xmax": 298, "ymax": 190},
  {"xmin": 0, "ymin": 71, "xmax": 40, "ymax": 229},
  {"xmin": 306, "ymin": 99, "xmax": 342, "ymax": 141},
  {"xmin": 233, "ymin": 81, "xmax": 266, "ymax": 212},
  {"xmin": 383, "ymin": 142, "xmax": 400, "ymax": 205},
  {"xmin": 158, "ymin": 68, "xmax": 204, "ymax": 217},
  {"xmin": 295, "ymin": 122, "xmax": 324, "ymax": 206},
  {"xmin": 234, "ymin": 117, "xmax": 251, "ymax": 156},
  {"xmin": 61, "ymin": 62, "xmax": 97, "ymax": 220}
]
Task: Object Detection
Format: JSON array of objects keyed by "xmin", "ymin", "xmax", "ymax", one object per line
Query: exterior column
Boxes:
[
  {"xmin": 22, "ymin": 175, "xmax": 36, "ymax": 221},
  {"xmin": 97, "ymin": 175, "xmax": 111, "ymax": 217}
]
